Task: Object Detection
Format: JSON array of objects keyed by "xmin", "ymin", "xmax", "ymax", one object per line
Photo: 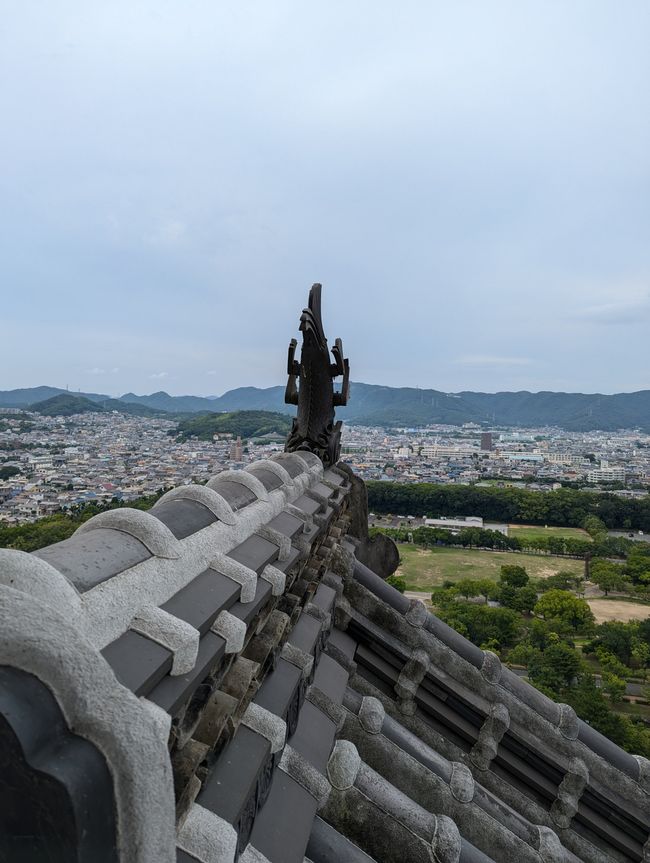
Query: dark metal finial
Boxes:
[{"xmin": 284, "ymin": 284, "xmax": 349, "ymax": 466}]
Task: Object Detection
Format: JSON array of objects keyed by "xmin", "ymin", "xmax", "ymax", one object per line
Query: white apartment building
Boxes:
[
  {"xmin": 420, "ymin": 445, "xmax": 477, "ymax": 458},
  {"xmin": 587, "ymin": 467, "xmax": 626, "ymax": 483},
  {"xmin": 546, "ymin": 453, "xmax": 588, "ymax": 465}
]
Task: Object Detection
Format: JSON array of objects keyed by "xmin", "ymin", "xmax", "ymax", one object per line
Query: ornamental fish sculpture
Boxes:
[{"xmin": 284, "ymin": 284, "xmax": 349, "ymax": 466}]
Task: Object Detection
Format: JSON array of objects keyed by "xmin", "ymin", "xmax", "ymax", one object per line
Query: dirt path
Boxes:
[{"xmin": 587, "ymin": 599, "xmax": 650, "ymax": 623}]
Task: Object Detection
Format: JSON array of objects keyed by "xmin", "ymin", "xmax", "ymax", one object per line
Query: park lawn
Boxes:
[
  {"xmin": 508, "ymin": 524, "xmax": 592, "ymax": 542},
  {"xmin": 395, "ymin": 544, "xmax": 584, "ymax": 590}
]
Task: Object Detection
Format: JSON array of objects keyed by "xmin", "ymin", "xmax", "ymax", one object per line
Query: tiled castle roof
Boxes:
[
  {"xmin": 1, "ymin": 451, "xmax": 648, "ymax": 862},
  {"xmin": 1, "ymin": 287, "xmax": 648, "ymax": 862}
]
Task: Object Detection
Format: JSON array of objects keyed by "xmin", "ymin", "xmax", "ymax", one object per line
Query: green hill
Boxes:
[
  {"xmin": 172, "ymin": 410, "xmax": 293, "ymax": 442},
  {"xmin": 29, "ymin": 393, "xmax": 166, "ymax": 418},
  {"xmin": 30, "ymin": 394, "xmax": 106, "ymax": 416}
]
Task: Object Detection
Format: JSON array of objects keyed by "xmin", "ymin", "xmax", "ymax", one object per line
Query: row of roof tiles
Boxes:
[{"xmin": 0, "ymin": 453, "xmax": 648, "ymax": 863}]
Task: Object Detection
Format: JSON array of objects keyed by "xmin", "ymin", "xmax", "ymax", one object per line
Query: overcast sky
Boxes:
[{"xmin": 2, "ymin": 2, "xmax": 649, "ymax": 397}]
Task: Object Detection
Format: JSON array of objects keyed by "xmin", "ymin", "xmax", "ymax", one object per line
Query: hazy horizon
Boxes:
[
  {"xmin": 3, "ymin": 379, "xmax": 650, "ymax": 400},
  {"xmin": 2, "ymin": 2, "xmax": 648, "ymax": 396}
]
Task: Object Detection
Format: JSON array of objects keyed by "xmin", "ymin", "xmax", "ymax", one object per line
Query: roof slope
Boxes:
[{"xmin": 0, "ymin": 455, "xmax": 648, "ymax": 863}]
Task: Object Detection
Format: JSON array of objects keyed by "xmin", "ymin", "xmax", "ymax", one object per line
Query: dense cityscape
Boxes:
[{"xmin": 1, "ymin": 407, "xmax": 648, "ymax": 524}]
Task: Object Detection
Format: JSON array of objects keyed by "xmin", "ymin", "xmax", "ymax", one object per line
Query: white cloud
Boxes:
[
  {"xmin": 149, "ymin": 371, "xmax": 169, "ymax": 379},
  {"xmin": 85, "ymin": 366, "xmax": 120, "ymax": 375},
  {"xmin": 148, "ymin": 218, "xmax": 187, "ymax": 247},
  {"xmin": 206, "ymin": 369, "xmax": 218, "ymax": 376},
  {"xmin": 454, "ymin": 355, "xmax": 532, "ymax": 367},
  {"xmin": 575, "ymin": 294, "xmax": 650, "ymax": 325}
]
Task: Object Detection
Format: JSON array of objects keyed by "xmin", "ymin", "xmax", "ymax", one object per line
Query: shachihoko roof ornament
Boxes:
[{"xmin": 284, "ymin": 284, "xmax": 350, "ymax": 467}]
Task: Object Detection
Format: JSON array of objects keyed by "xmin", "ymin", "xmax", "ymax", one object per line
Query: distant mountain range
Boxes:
[{"xmin": 1, "ymin": 383, "xmax": 649, "ymax": 432}]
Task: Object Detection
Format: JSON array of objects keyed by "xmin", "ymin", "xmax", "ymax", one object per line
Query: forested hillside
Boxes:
[{"xmin": 171, "ymin": 410, "xmax": 292, "ymax": 442}]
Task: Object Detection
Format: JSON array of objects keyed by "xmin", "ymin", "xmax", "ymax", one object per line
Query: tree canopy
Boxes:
[
  {"xmin": 367, "ymin": 481, "xmax": 650, "ymax": 532},
  {"xmin": 172, "ymin": 410, "xmax": 292, "ymax": 442},
  {"xmin": 533, "ymin": 590, "xmax": 594, "ymax": 631}
]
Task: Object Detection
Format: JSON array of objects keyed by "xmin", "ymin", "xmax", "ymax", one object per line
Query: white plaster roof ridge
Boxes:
[
  {"xmin": 139, "ymin": 696, "xmax": 173, "ymax": 742},
  {"xmin": 207, "ymin": 469, "xmax": 269, "ymax": 502},
  {"xmin": 154, "ymin": 484, "xmax": 236, "ymax": 525},
  {"xmin": 260, "ymin": 563, "xmax": 286, "ymax": 596},
  {"xmin": 75, "ymin": 507, "xmax": 181, "ymax": 559},
  {"xmin": 0, "ymin": 548, "xmax": 82, "ymax": 623},
  {"xmin": 282, "ymin": 452, "xmax": 315, "ymax": 472},
  {"xmin": 241, "ymin": 701, "xmax": 287, "ymax": 753},
  {"xmin": 291, "ymin": 450, "xmax": 324, "ymax": 474},
  {"xmin": 79, "ymin": 482, "xmax": 297, "ymax": 647},
  {"xmin": 256, "ymin": 525, "xmax": 291, "ymax": 560},
  {"xmin": 176, "ymin": 803, "xmax": 237, "ymax": 863},
  {"xmin": 278, "ymin": 450, "xmax": 325, "ymax": 480},
  {"xmin": 209, "ymin": 551, "xmax": 257, "ymax": 603},
  {"xmin": 245, "ymin": 458, "xmax": 295, "ymax": 489},
  {"xmin": 0, "ymin": 585, "xmax": 176, "ymax": 863},
  {"xmin": 130, "ymin": 605, "xmax": 200, "ymax": 675},
  {"xmin": 270, "ymin": 453, "xmax": 316, "ymax": 492},
  {"xmin": 284, "ymin": 503, "xmax": 314, "ymax": 531},
  {"xmin": 278, "ymin": 743, "xmax": 331, "ymax": 805},
  {"xmin": 239, "ymin": 845, "xmax": 272, "ymax": 863},
  {"xmin": 211, "ymin": 610, "xmax": 246, "ymax": 653}
]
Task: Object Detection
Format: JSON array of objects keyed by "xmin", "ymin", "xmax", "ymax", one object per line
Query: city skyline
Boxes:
[{"xmin": 2, "ymin": 2, "xmax": 649, "ymax": 395}]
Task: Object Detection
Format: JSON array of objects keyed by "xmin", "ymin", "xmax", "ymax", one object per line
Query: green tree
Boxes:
[
  {"xmin": 528, "ymin": 642, "xmax": 582, "ymax": 694},
  {"xmin": 639, "ymin": 619, "xmax": 650, "ymax": 645},
  {"xmin": 511, "ymin": 584, "xmax": 539, "ymax": 614},
  {"xmin": 596, "ymin": 649, "xmax": 629, "ymax": 678},
  {"xmin": 601, "ymin": 673, "xmax": 626, "ymax": 704},
  {"xmin": 562, "ymin": 676, "xmax": 650, "ymax": 755},
  {"xmin": 507, "ymin": 642, "xmax": 541, "ymax": 667},
  {"xmin": 500, "ymin": 565, "xmax": 529, "ymax": 588},
  {"xmin": 386, "ymin": 575, "xmax": 407, "ymax": 593},
  {"xmin": 631, "ymin": 641, "xmax": 650, "ymax": 678},
  {"xmin": 583, "ymin": 515, "xmax": 608, "ymax": 540},
  {"xmin": 624, "ymin": 546, "xmax": 650, "ymax": 585},
  {"xmin": 534, "ymin": 590, "xmax": 595, "ymax": 632},
  {"xmin": 584, "ymin": 622, "xmax": 636, "ymax": 666},
  {"xmin": 527, "ymin": 618, "xmax": 560, "ymax": 650},
  {"xmin": 540, "ymin": 571, "xmax": 580, "ymax": 592},
  {"xmin": 590, "ymin": 561, "xmax": 627, "ymax": 596},
  {"xmin": 455, "ymin": 579, "xmax": 481, "ymax": 600},
  {"xmin": 437, "ymin": 603, "xmax": 521, "ymax": 649},
  {"xmin": 474, "ymin": 578, "xmax": 497, "ymax": 604}
]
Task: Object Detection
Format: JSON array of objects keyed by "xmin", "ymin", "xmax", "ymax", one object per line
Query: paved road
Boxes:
[{"xmin": 608, "ymin": 530, "xmax": 648, "ymax": 543}]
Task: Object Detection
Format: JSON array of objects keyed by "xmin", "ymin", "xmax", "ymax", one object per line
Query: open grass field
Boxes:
[
  {"xmin": 395, "ymin": 544, "xmax": 584, "ymax": 590},
  {"xmin": 508, "ymin": 524, "xmax": 592, "ymax": 542}
]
